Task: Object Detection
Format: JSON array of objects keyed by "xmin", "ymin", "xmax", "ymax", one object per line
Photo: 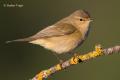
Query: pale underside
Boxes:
[{"xmin": 30, "ymin": 30, "xmax": 82, "ymax": 54}]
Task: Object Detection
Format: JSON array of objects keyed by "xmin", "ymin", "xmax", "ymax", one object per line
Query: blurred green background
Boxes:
[{"xmin": 0, "ymin": 0, "xmax": 120, "ymax": 80}]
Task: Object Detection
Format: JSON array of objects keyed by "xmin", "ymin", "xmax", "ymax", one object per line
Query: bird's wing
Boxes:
[
  {"xmin": 31, "ymin": 23, "xmax": 77, "ymax": 39},
  {"xmin": 6, "ymin": 23, "xmax": 77, "ymax": 43}
]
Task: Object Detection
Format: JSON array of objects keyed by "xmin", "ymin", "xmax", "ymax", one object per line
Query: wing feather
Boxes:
[{"xmin": 31, "ymin": 23, "xmax": 77, "ymax": 39}]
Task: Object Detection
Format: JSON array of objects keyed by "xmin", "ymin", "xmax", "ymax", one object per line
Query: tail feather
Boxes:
[{"xmin": 6, "ymin": 37, "xmax": 34, "ymax": 43}]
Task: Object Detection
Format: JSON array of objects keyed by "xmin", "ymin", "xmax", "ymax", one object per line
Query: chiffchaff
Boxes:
[{"xmin": 6, "ymin": 10, "xmax": 92, "ymax": 60}]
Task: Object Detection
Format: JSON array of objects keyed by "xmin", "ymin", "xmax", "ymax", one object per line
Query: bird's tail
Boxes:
[{"xmin": 6, "ymin": 37, "xmax": 34, "ymax": 43}]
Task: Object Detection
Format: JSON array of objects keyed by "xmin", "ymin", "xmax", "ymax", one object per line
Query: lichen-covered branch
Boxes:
[{"xmin": 31, "ymin": 45, "xmax": 120, "ymax": 80}]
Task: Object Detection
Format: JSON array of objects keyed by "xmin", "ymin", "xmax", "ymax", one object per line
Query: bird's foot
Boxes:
[
  {"xmin": 59, "ymin": 59, "xmax": 63, "ymax": 63},
  {"xmin": 73, "ymin": 53, "xmax": 78, "ymax": 57}
]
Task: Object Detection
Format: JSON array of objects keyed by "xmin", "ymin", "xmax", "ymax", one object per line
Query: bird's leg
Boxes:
[
  {"xmin": 73, "ymin": 53, "xmax": 78, "ymax": 57},
  {"xmin": 69, "ymin": 51, "xmax": 78, "ymax": 58},
  {"xmin": 51, "ymin": 53, "xmax": 63, "ymax": 63}
]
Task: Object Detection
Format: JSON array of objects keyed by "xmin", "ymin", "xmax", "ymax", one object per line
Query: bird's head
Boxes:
[{"xmin": 68, "ymin": 9, "xmax": 93, "ymax": 34}]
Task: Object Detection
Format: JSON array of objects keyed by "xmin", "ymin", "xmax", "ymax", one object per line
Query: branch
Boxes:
[{"xmin": 31, "ymin": 45, "xmax": 120, "ymax": 80}]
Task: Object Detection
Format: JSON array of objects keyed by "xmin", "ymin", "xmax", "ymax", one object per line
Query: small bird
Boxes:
[{"xmin": 6, "ymin": 10, "xmax": 92, "ymax": 61}]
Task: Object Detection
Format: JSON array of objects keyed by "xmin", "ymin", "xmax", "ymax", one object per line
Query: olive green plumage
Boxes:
[{"xmin": 6, "ymin": 10, "xmax": 92, "ymax": 54}]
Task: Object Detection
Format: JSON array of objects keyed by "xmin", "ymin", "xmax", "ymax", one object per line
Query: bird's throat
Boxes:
[{"xmin": 79, "ymin": 21, "xmax": 90, "ymax": 38}]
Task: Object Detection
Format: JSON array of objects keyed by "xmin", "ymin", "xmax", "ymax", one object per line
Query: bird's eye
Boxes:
[{"xmin": 80, "ymin": 18, "xmax": 83, "ymax": 21}]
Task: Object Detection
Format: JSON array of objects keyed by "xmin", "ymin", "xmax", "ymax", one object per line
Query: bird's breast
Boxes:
[{"xmin": 30, "ymin": 30, "xmax": 83, "ymax": 54}]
